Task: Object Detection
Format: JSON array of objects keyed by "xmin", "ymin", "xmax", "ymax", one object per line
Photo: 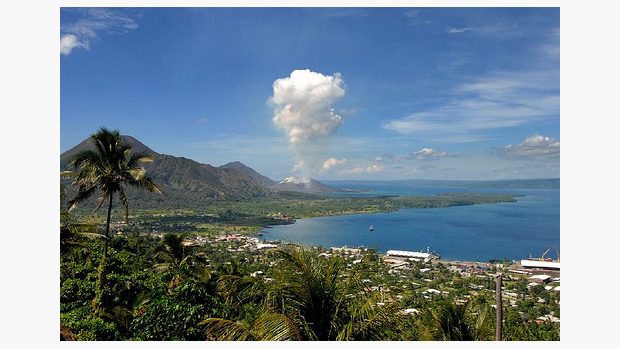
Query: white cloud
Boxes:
[
  {"xmin": 447, "ymin": 22, "xmax": 521, "ymax": 38},
  {"xmin": 383, "ymin": 69, "xmax": 559, "ymax": 141},
  {"xmin": 405, "ymin": 9, "xmax": 421, "ymax": 18},
  {"xmin": 411, "ymin": 148, "xmax": 453, "ymax": 160},
  {"xmin": 270, "ymin": 69, "xmax": 346, "ymax": 176},
  {"xmin": 496, "ymin": 134, "xmax": 560, "ymax": 158},
  {"xmin": 448, "ymin": 27, "xmax": 472, "ymax": 34},
  {"xmin": 320, "ymin": 157, "xmax": 347, "ymax": 172},
  {"xmin": 60, "ymin": 8, "xmax": 139, "ymax": 55},
  {"xmin": 340, "ymin": 164, "xmax": 385, "ymax": 175},
  {"xmin": 60, "ymin": 34, "xmax": 89, "ymax": 55}
]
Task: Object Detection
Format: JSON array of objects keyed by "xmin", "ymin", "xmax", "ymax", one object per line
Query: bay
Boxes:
[{"xmin": 262, "ymin": 180, "xmax": 560, "ymax": 262}]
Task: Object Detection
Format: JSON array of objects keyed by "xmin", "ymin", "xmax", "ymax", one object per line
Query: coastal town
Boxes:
[{"xmin": 109, "ymin": 213, "xmax": 561, "ymax": 330}]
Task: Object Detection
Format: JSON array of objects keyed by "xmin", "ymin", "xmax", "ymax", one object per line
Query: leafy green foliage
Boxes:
[
  {"xmin": 60, "ymin": 306, "xmax": 122, "ymax": 341},
  {"xmin": 131, "ymin": 298, "xmax": 208, "ymax": 340}
]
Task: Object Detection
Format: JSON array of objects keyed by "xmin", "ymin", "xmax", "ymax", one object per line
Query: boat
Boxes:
[
  {"xmin": 520, "ymin": 248, "xmax": 560, "ymax": 271},
  {"xmin": 368, "ymin": 225, "xmax": 374, "ymax": 231}
]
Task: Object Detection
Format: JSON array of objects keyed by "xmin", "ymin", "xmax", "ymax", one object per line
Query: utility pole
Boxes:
[{"xmin": 495, "ymin": 273, "xmax": 503, "ymax": 341}]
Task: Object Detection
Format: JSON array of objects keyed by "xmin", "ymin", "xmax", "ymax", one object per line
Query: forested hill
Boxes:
[{"xmin": 219, "ymin": 161, "xmax": 276, "ymax": 188}]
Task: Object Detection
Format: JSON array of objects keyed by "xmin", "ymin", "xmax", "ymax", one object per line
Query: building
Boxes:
[
  {"xmin": 386, "ymin": 250, "xmax": 439, "ymax": 262},
  {"xmin": 256, "ymin": 243, "xmax": 277, "ymax": 250},
  {"xmin": 528, "ymin": 274, "xmax": 552, "ymax": 284},
  {"xmin": 401, "ymin": 308, "xmax": 419, "ymax": 316},
  {"xmin": 331, "ymin": 247, "xmax": 361, "ymax": 254}
]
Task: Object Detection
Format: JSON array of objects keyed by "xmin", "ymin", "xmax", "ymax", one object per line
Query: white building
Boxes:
[
  {"xmin": 256, "ymin": 243, "xmax": 277, "ymax": 250},
  {"xmin": 386, "ymin": 250, "xmax": 437, "ymax": 261}
]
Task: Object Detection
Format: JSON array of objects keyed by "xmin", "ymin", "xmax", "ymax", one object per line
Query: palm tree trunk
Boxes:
[
  {"xmin": 495, "ymin": 273, "xmax": 503, "ymax": 341},
  {"xmin": 94, "ymin": 193, "xmax": 113, "ymax": 315},
  {"xmin": 104, "ymin": 193, "xmax": 113, "ymax": 258}
]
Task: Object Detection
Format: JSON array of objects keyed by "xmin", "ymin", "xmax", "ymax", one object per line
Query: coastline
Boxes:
[{"xmin": 262, "ymin": 192, "xmax": 519, "ymax": 222}]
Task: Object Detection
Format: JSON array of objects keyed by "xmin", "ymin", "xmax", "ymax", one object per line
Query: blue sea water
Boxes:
[{"xmin": 262, "ymin": 180, "xmax": 560, "ymax": 262}]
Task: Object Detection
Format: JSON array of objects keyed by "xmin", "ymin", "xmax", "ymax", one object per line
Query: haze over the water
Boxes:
[{"xmin": 60, "ymin": 8, "xmax": 559, "ymax": 181}]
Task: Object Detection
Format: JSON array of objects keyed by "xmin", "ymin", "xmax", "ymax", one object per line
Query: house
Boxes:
[
  {"xmin": 528, "ymin": 274, "xmax": 551, "ymax": 284},
  {"xmin": 256, "ymin": 243, "xmax": 277, "ymax": 250},
  {"xmin": 402, "ymin": 308, "xmax": 420, "ymax": 315}
]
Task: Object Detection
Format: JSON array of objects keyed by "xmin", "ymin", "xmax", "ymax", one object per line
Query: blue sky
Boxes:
[{"xmin": 60, "ymin": 7, "xmax": 559, "ymax": 181}]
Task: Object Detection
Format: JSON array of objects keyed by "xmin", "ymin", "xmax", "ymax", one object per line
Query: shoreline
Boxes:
[{"xmin": 272, "ymin": 239, "xmax": 541, "ymax": 268}]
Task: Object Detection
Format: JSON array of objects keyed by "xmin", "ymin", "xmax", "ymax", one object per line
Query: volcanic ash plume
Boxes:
[{"xmin": 270, "ymin": 69, "xmax": 345, "ymax": 177}]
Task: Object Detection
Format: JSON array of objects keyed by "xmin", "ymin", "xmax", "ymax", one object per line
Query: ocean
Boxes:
[{"xmin": 262, "ymin": 180, "xmax": 560, "ymax": 262}]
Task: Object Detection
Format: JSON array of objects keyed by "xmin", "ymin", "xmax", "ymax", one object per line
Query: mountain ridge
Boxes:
[{"xmin": 60, "ymin": 134, "xmax": 340, "ymax": 209}]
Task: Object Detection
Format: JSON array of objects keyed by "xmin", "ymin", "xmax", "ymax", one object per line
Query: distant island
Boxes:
[{"xmin": 459, "ymin": 178, "xmax": 559, "ymax": 189}]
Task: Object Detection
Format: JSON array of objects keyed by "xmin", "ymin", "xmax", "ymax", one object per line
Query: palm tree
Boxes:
[
  {"xmin": 61, "ymin": 127, "xmax": 161, "ymax": 257},
  {"xmin": 154, "ymin": 233, "xmax": 212, "ymax": 291},
  {"xmin": 61, "ymin": 127, "xmax": 161, "ymax": 312},
  {"xmin": 427, "ymin": 302, "xmax": 473, "ymax": 340},
  {"xmin": 419, "ymin": 300, "xmax": 494, "ymax": 341},
  {"xmin": 156, "ymin": 233, "xmax": 188, "ymax": 268}
]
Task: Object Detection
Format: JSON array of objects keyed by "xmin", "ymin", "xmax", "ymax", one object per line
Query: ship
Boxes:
[
  {"xmin": 520, "ymin": 248, "xmax": 560, "ymax": 271},
  {"xmin": 368, "ymin": 225, "xmax": 374, "ymax": 231}
]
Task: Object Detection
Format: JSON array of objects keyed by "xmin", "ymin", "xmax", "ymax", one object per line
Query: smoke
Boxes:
[{"xmin": 270, "ymin": 69, "xmax": 346, "ymax": 177}]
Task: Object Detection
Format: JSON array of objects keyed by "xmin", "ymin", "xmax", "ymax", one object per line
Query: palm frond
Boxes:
[
  {"xmin": 217, "ymin": 274, "xmax": 263, "ymax": 305},
  {"xmin": 60, "ymin": 170, "xmax": 76, "ymax": 179},
  {"xmin": 472, "ymin": 304, "xmax": 494, "ymax": 340},
  {"xmin": 70, "ymin": 149, "xmax": 104, "ymax": 172},
  {"xmin": 130, "ymin": 176, "xmax": 162, "ymax": 194},
  {"xmin": 60, "ymin": 217, "xmax": 104, "ymax": 255},
  {"xmin": 67, "ymin": 185, "xmax": 98, "ymax": 211},
  {"xmin": 127, "ymin": 151, "xmax": 154, "ymax": 168},
  {"xmin": 153, "ymin": 262, "xmax": 174, "ymax": 273},
  {"xmin": 201, "ymin": 318, "xmax": 255, "ymax": 341},
  {"xmin": 254, "ymin": 313, "xmax": 302, "ymax": 340}
]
